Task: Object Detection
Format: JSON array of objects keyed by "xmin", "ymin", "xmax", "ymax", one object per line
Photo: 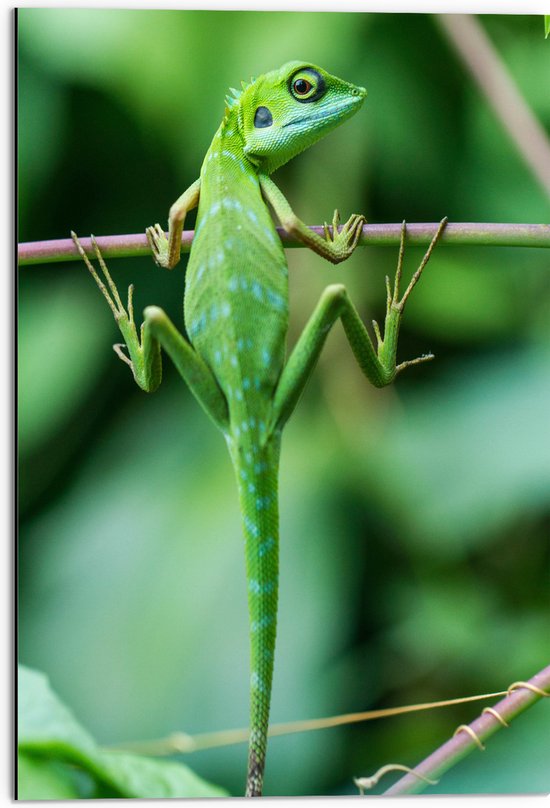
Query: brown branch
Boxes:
[
  {"xmin": 436, "ymin": 14, "xmax": 550, "ymax": 200},
  {"xmin": 17, "ymin": 222, "xmax": 550, "ymax": 267},
  {"xmin": 382, "ymin": 665, "xmax": 550, "ymax": 795}
]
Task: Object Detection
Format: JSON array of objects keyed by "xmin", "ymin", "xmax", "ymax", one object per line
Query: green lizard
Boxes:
[{"xmin": 72, "ymin": 61, "xmax": 446, "ymax": 797}]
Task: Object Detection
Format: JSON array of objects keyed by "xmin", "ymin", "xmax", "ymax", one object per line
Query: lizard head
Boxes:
[{"xmin": 235, "ymin": 62, "xmax": 367, "ymax": 174}]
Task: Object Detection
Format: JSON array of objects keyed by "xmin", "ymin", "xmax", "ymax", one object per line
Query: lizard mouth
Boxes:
[{"xmin": 282, "ymin": 98, "xmax": 364, "ymax": 129}]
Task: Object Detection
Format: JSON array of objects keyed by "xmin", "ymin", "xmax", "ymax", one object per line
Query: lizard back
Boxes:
[{"xmin": 184, "ymin": 116, "xmax": 289, "ymax": 435}]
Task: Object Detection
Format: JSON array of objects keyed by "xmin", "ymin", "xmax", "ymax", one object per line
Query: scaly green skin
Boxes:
[{"xmin": 72, "ymin": 61, "xmax": 447, "ymax": 797}]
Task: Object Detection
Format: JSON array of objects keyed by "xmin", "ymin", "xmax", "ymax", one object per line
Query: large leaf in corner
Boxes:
[{"xmin": 18, "ymin": 665, "xmax": 229, "ymax": 798}]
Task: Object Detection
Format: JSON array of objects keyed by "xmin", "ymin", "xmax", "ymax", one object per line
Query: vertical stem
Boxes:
[{"xmin": 436, "ymin": 14, "xmax": 550, "ymax": 200}]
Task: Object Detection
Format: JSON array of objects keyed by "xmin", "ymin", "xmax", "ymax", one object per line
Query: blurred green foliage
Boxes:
[
  {"xmin": 18, "ymin": 8, "xmax": 549, "ymax": 797},
  {"xmin": 18, "ymin": 665, "xmax": 228, "ymax": 798}
]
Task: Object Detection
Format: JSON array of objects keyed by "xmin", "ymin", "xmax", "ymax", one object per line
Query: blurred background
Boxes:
[{"xmin": 18, "ymin": 8, "xmax": 549, "ymax": 797}]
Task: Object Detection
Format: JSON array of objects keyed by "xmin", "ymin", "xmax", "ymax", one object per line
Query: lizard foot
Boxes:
[
  {"xmin": 71, "ymin": 231, "xmax": 148, "ymax": 384},
  {"xmin": 389, "ymin": 217, "xmax": 447, "ymax": 375},
  {"xmin": 146, "ymin": 223, "xmax": 172, "ymax": 268},
  {"xmin": 323, "ymin": 209, "xmax": 366, "ymax": 264},
  {"xmin": 368, "ymin": 217, "xmax": 447, "ymax": 379}
]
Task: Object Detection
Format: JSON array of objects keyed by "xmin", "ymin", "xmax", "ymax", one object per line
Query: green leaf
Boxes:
[
  {"xmin": 545, "ymin": 15, "xmax": 550, "ymax": 38},
  {"xmin": 97, "ymin": 751, "xmax": 230, "ymax": 799},
  {"xmin": 18, "ymin": 753, "xmax": 82, "ymax": 799},
  {"xmin": 19, "ymin": 666, "xmax": 98, "ymax": 759},
  {"xmin": 18, "ymin": 665, "xmax": 229, "ymax": 798}
]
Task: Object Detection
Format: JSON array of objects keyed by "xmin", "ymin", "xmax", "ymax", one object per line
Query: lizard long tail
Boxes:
[{"xmin": 235, "ymin": 438, "xmax": 281, "ymax": 797}]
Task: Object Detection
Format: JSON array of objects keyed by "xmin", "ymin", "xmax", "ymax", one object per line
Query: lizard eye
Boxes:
[
  {"xmin": 289, "ymin": 68, "xmax": 326, "ymax": 103},
  {"xmin": 293, "ymin": 78, "xmax": 312, "ymax": 95}
]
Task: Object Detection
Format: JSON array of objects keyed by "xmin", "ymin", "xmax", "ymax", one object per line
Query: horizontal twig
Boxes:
[
  {"xmin": 107, "ymin": 689, "xmax": 508, "ymax": 757},
  {"xmin": 18, "ymin": 222, "xmax": 550, "ymax": 266},
  {"xmin": 382, "ymin": 665, "xmax": 550, "ymax": 796}
]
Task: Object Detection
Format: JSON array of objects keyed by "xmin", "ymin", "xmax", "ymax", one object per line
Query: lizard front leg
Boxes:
[
  {"xmin": 72, "ymin": 232, "xmax": 228, "ymax": 431},
  {"xmin": 259, "ymin": 174, "xmax": 365, "ymax": 264},
  {"xmin": 270, "ymin": 218, "xmax": 448, "ymax": 430},
  {"xmin": 146, "ymin": 177, "xmax": 201, "ymax": 269}
]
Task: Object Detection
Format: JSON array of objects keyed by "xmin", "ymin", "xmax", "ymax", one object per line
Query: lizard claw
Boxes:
[
  {"xmin": 345, "ymin": 213, "xmax": 366, "ymax": 245},
  {"xmin": 323, "ymin": 211, "xmax": 365, "ymax": 262},
  {"xmin": 71, "ymin": 231, "xmax": 142, "ymax": 376},
  {"xmin": 146, "ymin": 223, "xmax": 171, "ymax": 268}
]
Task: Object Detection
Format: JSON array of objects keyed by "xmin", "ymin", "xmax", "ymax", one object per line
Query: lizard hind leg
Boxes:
[
  {"xmin": 72, "ymin": 232, "xmax": 228, "ymax": 429},
  {"xmin": 270, "ymin": 218, "xmax": 448, "ymax": 430}
]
